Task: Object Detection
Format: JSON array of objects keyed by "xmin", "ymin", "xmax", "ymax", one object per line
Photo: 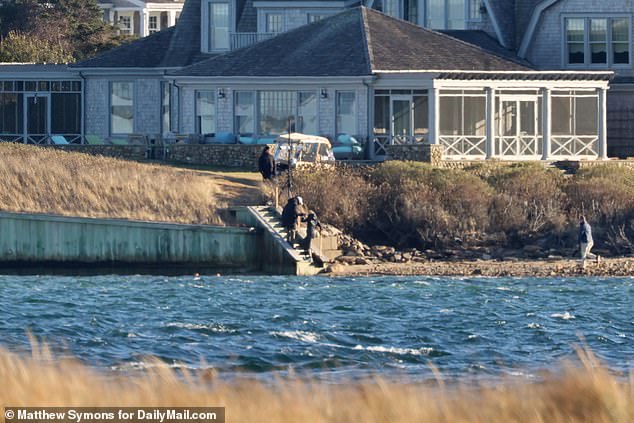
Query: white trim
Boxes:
[
  {"xmin": 518, "ymin": 0, "xmax": 560, "ymax": 58},
  {"xmin": 374, "ymin": 69, "xmax": 614, "ymax": 76}
]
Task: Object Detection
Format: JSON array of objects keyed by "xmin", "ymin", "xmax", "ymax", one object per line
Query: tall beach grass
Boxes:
[
  {"xmin": 0, "ymin": 144, "xmax": 224, "ymax": 225},
  {"xmin": 1, "ymin": 342, "xmax": 631, "ymax": 423}
]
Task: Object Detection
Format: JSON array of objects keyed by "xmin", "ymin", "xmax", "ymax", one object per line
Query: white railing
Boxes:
[
  {"xmin": 550, "ymin": 135, "xmax": 598, "ymax": 158},
  {"xmin": 496, "ymin": 135, "xmax": 542, "ymax": 159},
  {"xmin": 230, "ymin": 32, "xmax": 275, "ymax": 50},
  {"xmin": 439, "ymin": 135, "xmax": 486, "ymax": 159}
]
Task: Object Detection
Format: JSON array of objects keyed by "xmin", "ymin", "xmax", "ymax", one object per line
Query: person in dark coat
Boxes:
[
  {"xmin": 258, "ymin": 146, "xmax": 276, "ymax": 180},
  {"xmin": 281, "ymin": 196, "xmax": 305, "ymax": 244},
  {"xmin": 302, "ymin": 211, "xmax": 322, "ymax": 259},
  {"xmin": 578, "ymin": 215, "xmax": 599, "ymax": 267}
]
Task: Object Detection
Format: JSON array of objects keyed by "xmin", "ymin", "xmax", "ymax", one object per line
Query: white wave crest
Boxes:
[
  {"xmin": 353, "ymin": 345, "xmax": 434, "ymax": 356},
  {"xmin": 165, "ymin": 322, "xmax": 236, "ymax": 333},
  {"xmin": 270, "ymin": 330, "xmax": 320, "ymax": 343},
  {"xmin": 551, "ymin": 312, "xmax": 575, "ymax": 320}
]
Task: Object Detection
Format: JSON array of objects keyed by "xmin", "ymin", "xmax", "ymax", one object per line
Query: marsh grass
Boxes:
[
  {"xmin": 1, "ymin": 341, "xmax": 631, "ymax": 423},
  {"xmin": 0, "ymin": 144, "xmax": 224, "ymax": 225}
]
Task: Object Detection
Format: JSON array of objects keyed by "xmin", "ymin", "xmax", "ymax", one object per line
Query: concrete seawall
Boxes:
[{"xmin": 0, "ymin": 211, "xmax": 259, "ymax": 270}]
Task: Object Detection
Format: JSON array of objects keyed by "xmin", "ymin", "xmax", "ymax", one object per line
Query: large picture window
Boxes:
[
  {"xmin": 196, "ymin": 91, "xmax": 215, "ymax": 134},
  {"xmin": 336, "ymin": 91, "xmax": 356, "ymax": 135},
  {"xmin": 298, "ymin": 91, "xmax": 317, "ymax": 135},
  {"xmin": 111, "ymin": 81, "xmax": 134, "ymax": 134},
  {"xmin": 565, "ymin": 17, "xmax": 630, "ymax": 66},
  {"xmin": 259, "ymin": 91, "xmax": 296, "ymax": 135}
]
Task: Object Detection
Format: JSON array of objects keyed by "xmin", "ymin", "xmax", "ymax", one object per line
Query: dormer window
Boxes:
[{"xmin": 204, "ymin": 0, "xmax": 234, "ymax": 52}]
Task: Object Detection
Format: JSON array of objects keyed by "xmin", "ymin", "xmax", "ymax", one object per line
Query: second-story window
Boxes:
[
  {"xmin": 565, "ymin": 17, "xmax": 630, "ymax": 67},
  {"xmin": 426, "ymin": 0, "xmax": 479, "ymax": 29},
  {"xmin": 149, "ymin": 15, "xmax": 159, "ymax": 34},
  {"xmin": 118, "ymin": 15, "xmax": 132, "ymax": 35},
  {"xmin": 266, "ymin": 13, "xmax": 283, "ymax": 33},
  {"xmin": 209, "ymin": 1, "xmax": 230, "ymax": 51}
]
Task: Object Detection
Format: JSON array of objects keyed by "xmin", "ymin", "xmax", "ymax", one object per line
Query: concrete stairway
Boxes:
[{"xmin": 239, "ymin": 206, "xmax": 327, "ymax": 276}]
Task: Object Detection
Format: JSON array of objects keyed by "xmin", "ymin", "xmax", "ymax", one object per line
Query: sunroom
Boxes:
[
  {"xmin": 372, "ymin": 71, "xmax": 612, "ymax": 160},
  {"xmin": 0, "ymin": 65, "xmax": 82, "ymax": 145}
]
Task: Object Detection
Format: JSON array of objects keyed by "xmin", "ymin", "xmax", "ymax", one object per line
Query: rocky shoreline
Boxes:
[{"xmin": 324, "ymin": 234, "xmax": 634, "ymax": 277}]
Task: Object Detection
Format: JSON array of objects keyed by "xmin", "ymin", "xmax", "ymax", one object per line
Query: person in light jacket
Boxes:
[{"xmin": 578, "ymin": 215, "xmax": 599, "ymax": 267}]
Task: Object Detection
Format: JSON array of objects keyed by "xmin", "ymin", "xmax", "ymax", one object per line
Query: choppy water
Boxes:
[{"xmin": 0, "ymin": 275, "xmax": 632, "ymax": 382}]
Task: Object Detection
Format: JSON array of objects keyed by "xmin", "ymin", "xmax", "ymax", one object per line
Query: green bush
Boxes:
[{"xmin": 487, "ymin": 163, "xmax": 567, "ymax": 236}]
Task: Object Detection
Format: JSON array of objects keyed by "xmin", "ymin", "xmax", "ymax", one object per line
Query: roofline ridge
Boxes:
[
  {"xmin": 72, "ymin": 27, "xmax": 175, "ymax": 67},
  {"xmin": 360, "ymin": 6, "xmax": 374, "ymax": 74}
]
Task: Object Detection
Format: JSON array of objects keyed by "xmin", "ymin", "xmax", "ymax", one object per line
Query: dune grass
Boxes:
[
  {"xmin": 0, "ymin": 144, "xmax": 224, "ymax": 225},
  {"xmin": 0, "ymin": 342, "xmax": 631, "ymax": 423}
]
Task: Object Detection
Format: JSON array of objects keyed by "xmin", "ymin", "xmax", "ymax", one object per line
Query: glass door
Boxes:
[
  {"xmin": 391, "ymin": 96, "xmax": 412, "ymax": 145},
  {"xmin": 25, "ymin": 94, "xmax": 49, "ymax": 144}
]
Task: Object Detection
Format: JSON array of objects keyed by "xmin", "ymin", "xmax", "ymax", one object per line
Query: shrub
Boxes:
[
  {"xmin": 486, "ymin": 163, "xmax": 567, "ymax": 237},
  {"xmin": 270, "ymin": 166, "xmax": 373, "ymax": 233},
  {"xmin": 367, "ymin": 162, "xmax": 493, "ymax": 248}
]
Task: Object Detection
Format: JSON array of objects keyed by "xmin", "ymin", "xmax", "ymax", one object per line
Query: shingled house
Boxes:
[{"xmin": 0, "ymin": 0, "xmax": 623, "ymax": 161}]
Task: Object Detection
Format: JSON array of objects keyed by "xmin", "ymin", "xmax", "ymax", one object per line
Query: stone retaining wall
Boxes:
[
  {"xmin": 385, "ymin": 144, "xmax": 443, "ymax": 166},
  {"xmin": 169, "ymin": 144, "xmax": 277, "ymax": 169},
  {"xmin": 47, "ymin": 144, "xmax": 147, "ymax": 161}
]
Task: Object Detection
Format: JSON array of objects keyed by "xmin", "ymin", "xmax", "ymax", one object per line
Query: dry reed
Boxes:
[
  {"xmin": 0, "ymin": 144, "xmax": 224, "ymax": 225},
  {"xmin": 0, "ymin": 341, "xmax": 631, "ymax": 423}
]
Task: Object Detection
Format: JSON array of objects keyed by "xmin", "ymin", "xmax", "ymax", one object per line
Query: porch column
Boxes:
[
  {"xmin": 168, "ymin": 10, "xmax": 177, "ymax": 27},
  {"xmin": 428, "ymin": 87, "xmax": 439, "ymax": 144},
  {"xmin": 485, "ymin": 87, "xmax": 495, "ymax": 158},
  {"xmin": 140, "ymin": 9, "xmax": 149, "ymax": 37},
  {"xmin": 541, "ymin": 87, "xmax": 551, "ymax": 161},
  {"xmin": 598, "ymin": 87, "xmax": 608, "ymax": 159}
]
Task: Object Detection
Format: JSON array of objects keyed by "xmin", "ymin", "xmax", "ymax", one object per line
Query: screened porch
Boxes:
[
  {"xmin": 0, "ymin": 79, "xmax": 83, "ymax": 145},
  {"xmin": 371, "ymin": 74, "xmax": 610, "ymax": 161}
]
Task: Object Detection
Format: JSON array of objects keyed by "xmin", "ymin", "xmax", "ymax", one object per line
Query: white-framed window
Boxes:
[
  {"xmin": 266, "ymin": 13, "xmax": 283, "ymax": 33},
  {"xmin": 308, "ymin": 14, "xmax": 327, "ymax": 23},
  {"xmin": 111, "ymin": 81, "xmax": 134, "ymax": 135},
  {"xmin": 234, "ymin": 91, "xmax": 255, "ymax": 135},
  {"xmin": 208, "ymin": 0, "xmax": 230, "ymax": 51},
  {"xmin": 149, "ymin": 15, "xmax": 159, "ymax": 34},
  {"xmin": 196, "ymin": 91, "xmax": 216, "ymax": 134},
  {"xmin": 233, "ymin": 90, "xmax": 320, "ymax": 137},
  {"xmin": 118, "ymin": 15, "xmax": 133, "ymax": 35},
  {"xmin": 336, "ymin": 91, "xmax": 356, "ymax": 135},
  {"xmin": 564, "ymin": 16, "xmax": 630, "ymax": 67},
  {"xmin": 161, "ymin": 82, "xmax": 171, "ymax": 133},
  {"xmin": 552, "ymin": 90, "xmax": 599, "ymax": 136},
  {"xmin": 425, "ymin": 0, "xmax": 479, "ymax": 29}
]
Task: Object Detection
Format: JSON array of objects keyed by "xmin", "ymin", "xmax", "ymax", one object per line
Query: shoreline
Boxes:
[{"xmin": 326, "ymin": 257, "xmax": 634, "ymax": 278}]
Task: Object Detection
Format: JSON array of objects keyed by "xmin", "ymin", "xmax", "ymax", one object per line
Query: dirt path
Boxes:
[
  {"xmin": 326, "ymin": 257, "xmax": 634, "ymax": 278},
  {"xmin": 170, "ymin": 166, "xmax": 264, "ymax": 206}
]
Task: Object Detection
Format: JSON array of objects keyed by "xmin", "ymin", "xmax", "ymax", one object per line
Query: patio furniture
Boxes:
[
  {"xmin": 85, "ymin": 135, "xmax": 104, "ymax": 145},
  {"xmin": 50, "ymin": 135, "xmax": 69, "ymax": 145}
]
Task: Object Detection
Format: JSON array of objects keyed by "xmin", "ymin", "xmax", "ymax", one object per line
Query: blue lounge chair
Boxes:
[{"xmin": 50, "ymin": 135, "xmax": 69, "ymax": 145}]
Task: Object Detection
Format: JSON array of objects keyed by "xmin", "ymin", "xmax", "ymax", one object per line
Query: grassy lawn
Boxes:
[{"xmin": 0, "ymin": 144, "xmax": 264, "ymax": 225}]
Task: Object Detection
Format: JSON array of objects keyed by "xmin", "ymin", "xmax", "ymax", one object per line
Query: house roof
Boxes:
[
  {"xmin": 440, "ymin": 30, "xmax": 530, "ymax": 66},
  {"xmin": 171, "ymin": 7, "xmax": 531, "ymax": 77},
  {"xmin": 74, "ymin": 0, "xmax": 208, "ymax": 68}
]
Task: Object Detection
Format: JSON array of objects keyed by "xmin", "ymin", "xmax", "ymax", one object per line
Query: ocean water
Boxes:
[{"xmin": 0, "ymin": 275, "xmax": 632, "ymax": 382}]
